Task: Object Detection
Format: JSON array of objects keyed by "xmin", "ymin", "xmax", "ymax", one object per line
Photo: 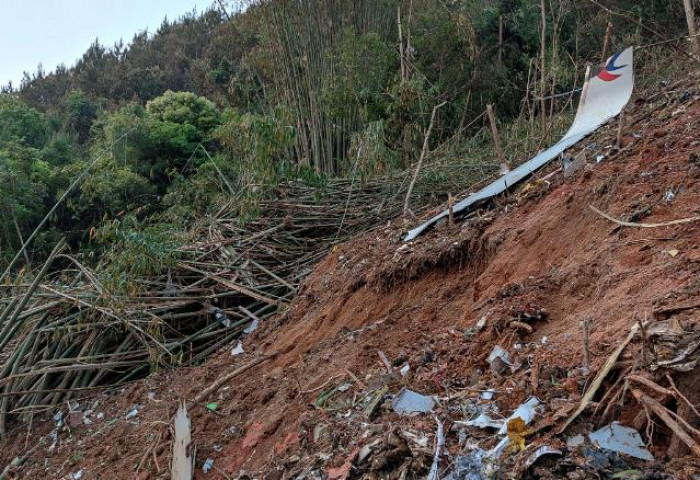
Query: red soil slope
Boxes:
[{"xmin": 3, "ymin": 81, "xmax": 700, "ymax": 479}]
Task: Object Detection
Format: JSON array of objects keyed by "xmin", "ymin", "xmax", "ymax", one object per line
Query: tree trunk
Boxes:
[{"xmin": 683, "ymin": 0, "xmax": 700, "ymax": 57}]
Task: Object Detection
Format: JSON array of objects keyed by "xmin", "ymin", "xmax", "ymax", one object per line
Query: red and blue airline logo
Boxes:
[{"xmin": 598, "ymin": 51, "xmax": 627, "ymax": 81}]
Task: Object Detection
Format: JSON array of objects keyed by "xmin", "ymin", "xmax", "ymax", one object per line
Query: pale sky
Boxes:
[{"xmin": 0, "ymin": 0, "xmax": 216, "ymax": 88}]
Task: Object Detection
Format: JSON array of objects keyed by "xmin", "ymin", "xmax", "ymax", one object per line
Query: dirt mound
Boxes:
[{"xmin": 4, "ymin": 83, "xmax": 700, "ymax": 479}]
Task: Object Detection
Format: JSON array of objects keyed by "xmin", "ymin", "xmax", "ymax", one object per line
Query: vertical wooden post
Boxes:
[
  {"xmin": 486, "ymin": 104, "xmax": 508, "ymax": 174},
  {"xmin": 683, "ymin": 0, "xmax": 700, "ymax": 57}
]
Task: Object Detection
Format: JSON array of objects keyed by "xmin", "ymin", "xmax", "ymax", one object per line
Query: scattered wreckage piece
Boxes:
[
  {"xmin": 392, "ymin": 388, "xmax": 436, "ymax": 415},
  {"xmin": 589, "ymin": 422, "xmax": 654, "ymax": 461},
  {"xmin": 404, "ymin": 47, "xmax": 634, "ymax": 241}
]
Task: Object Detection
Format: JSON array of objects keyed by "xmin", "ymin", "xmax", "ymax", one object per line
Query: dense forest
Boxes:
[{"xmin": 0, "ymin": 0, "xmax": 692, "ymax": 276}]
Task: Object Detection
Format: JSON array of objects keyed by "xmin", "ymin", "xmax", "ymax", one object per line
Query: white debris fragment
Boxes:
[
  {"xmin": 487, "ymin": 346, "xmax": 512, "ymax": 366},
  {"xmin": 125, "ymin": 404, "xmax": 141, "ymax": 420},
  {"xmin": 525, "ymin": 446, "xmax": 562, "ymax": 468},
  {"xmin": 231, "ymin": 341, "xmax": 245, "ymax": 356},
  {"xmin": 243, "ymin": 319, "xmax": 259, "ymax": 334},
  {"xmin": 392, "ymin": 388, "xmax": 435, "ymax": 415},
  {"xmin": 589, "ymin": 422, "xmax": 654, "ymax": 461},
  {"xmin": 498, "ymin": 397, "xmax": 540, "ymax": 435},
  {"xmin": 53, "ymin": 411, "xmax": 64, "ymax": 427},
  {"xmin": 460, "ymin": 413, "xmax": 504, "ymax": 430},
  {"xmin": 481, "ymin": 389, "xmax": 495, "ymax": 401},
  {"xmin": 567, "ymin": 435, "xmax": 585, "ymax": 448}
]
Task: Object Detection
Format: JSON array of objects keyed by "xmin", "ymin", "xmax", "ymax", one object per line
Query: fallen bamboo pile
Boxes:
[{"xmin": 0, "ymin": 161, "xmax": 490, "ymax": 435}]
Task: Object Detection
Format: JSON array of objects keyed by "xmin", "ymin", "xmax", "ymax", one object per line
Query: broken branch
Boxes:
[
  {"xmin": 589, "ymin": 205, "xmax": 700, "ymax": 229},
  {"xmin": 632, "ymin": 388, "xmax": 700, "ymax": 457}
]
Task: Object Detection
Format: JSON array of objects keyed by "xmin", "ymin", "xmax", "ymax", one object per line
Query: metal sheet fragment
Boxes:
[
  {"xmin": 392, "ymin": 388, "xmax": 435, "ymax": 415},
  {"xmin": 404, "ymin": 47, "xmax": 635, "ymax": 241},
  {"xmin": 589, "ymin": 422, "xmax": 654, "ymax": 461}
]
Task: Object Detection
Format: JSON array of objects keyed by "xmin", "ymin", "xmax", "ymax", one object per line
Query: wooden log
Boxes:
[{"xmin": 171, "ymin": 402, "xmax": 193, "ymax": 480}]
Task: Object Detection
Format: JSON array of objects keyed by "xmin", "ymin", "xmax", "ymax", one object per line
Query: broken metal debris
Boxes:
[
  {"xmin": 498, "ymin": 397, "xmax": 539, "ymax": 435},
  {"xmin": 443, "ymin": 449, "xmax": 486, "ymax": 480},
  {"xmin": 125, "ymin": 404, "xmax": 141, "ymax": 420},
  {"xmin": 460, "ymin": 413, "xmax": 503, "ymax": 431},
  {"xmin": 231, "ymin": 341, "xmax": 245, "ymax": 356},
  {"xmin": 566, "ymin": 434, "xmax": 586, "ymax": 448},
  {"xmin": 487, "ymin": 345, "xmax": 513, "ymax": 375},
  {"xmin": 646, "ymin": 319, "xmax": 700, "ymax": 372},
  {"xmin": 391, "ymin": 388, "xmax": 435, "ymax": 415},
  {"xmin": 404, "ymin": 47, "xmax": 634, "ymax": 241},
  {"xmin": 427, "ymin": 418, "xmax": 445, "ymax": 480},
  {"xmin": 524, "ymin": 445, "xmax": 563, "ymax": 468},
  {"xmin": 589, "ymin": 422, "xmax": 653, "ymax": 461}
]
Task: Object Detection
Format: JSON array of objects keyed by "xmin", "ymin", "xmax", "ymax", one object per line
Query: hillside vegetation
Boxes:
[{"xmin": 0, "ymin": 0, "xmax": 691, "ymax": 275}]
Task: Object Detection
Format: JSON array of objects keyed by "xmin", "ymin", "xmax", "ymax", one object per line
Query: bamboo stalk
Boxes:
[
  {"xmin": 403, "ymin": 101, "xmax": 447, "ymax": 218},
  {"xmin": 486, "ymin": 104, "xmax": 508, "ymax": 173},
  {"xmin": 683, "ymin": 0, "xmax": 700, "ymax": 57}
]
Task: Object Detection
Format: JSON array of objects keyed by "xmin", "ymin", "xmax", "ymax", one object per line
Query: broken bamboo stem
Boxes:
[
  {"xmin": 403, "ymin": 101, "xmax": 447, "ymax": 218},
  {"xmin": 559, "ymin": 324, "xmax": 638, "ymax": 433},
  {"xmin": 189, "ymin": 353, "xmax": 278, "ymax": 407}
]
